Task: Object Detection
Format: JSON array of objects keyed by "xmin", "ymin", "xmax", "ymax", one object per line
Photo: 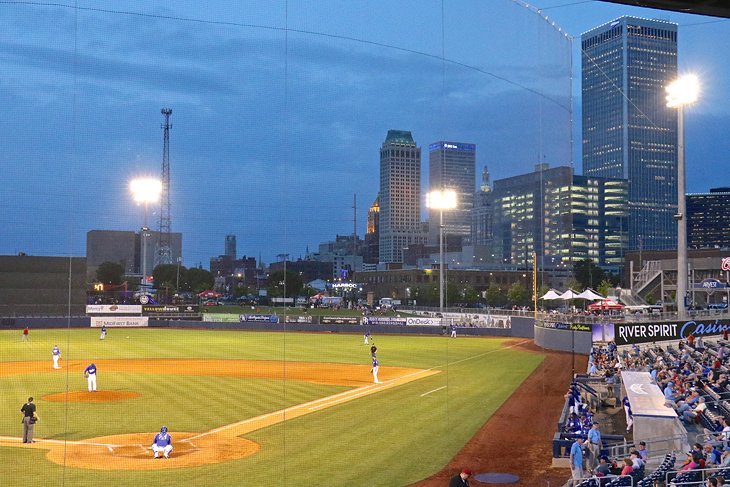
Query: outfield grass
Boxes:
[{"xmin": 1, "ymin": 329, "xmax": 543, "ymax": 487}]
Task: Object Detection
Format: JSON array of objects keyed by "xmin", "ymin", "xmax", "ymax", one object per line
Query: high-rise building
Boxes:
[
  {"xmin": 379, "ymin": 130, "xmax": 423, "ymax": 263},
  {"xmin": 582, "ymin": 16, "xmax": 678, "ymax": 251},
  {"xmin": 487, "ymin": 165, "xmax": 628, "ymax": 270},
  {"xmin": 687, "ymin": 187, "xmax": 730, "ymax": 249},
  {"xmin": 225, "ymin": 234, "xmax": 236, "ymax": 259},
  {"xmin": 363, "ymin": 194, "xmax": 380, "ymax": 264},
  {"xmin": 471, "ymin": 166, "xmax": 493, "ymax": 248},
  {"xmin": 427, "ymin": 142, "xmax": 476, "ymax": 246}
]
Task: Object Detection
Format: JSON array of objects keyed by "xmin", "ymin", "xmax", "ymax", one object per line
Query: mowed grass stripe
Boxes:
[{"xmin": 2, "ymin": 329, "xmax": 544, "ymax": 487}]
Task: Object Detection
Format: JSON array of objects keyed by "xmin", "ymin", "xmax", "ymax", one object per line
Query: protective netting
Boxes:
[{"xmin": 0, "ymin": 1, "xmax": 571, "ymax": 485}]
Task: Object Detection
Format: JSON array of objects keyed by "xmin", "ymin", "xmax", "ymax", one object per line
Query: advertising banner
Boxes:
[
  {"xmin": 362, "ymin": 317, "xmax": 407, "ymax": 325},
  {"xmin": 615, "ymin": 319, "xmax": 730, "ymax": 345},
  {"xmin": 285, "ymin": 315, "xmax": 313, "ymax": 324},
  {"xmin": 320, "ymin": 316, "xmax": 360, "ymax": 325},
  {"xmin": 537, "ymin": 321, "xmax": 592, "ymax": 332},
  {"xmin": 204, "ymin": 314, "xmax": 241, "ymax": 323},
  {"xmin": 241, "ymin": 314, "xmax": 279, "ymax": 323},
  {"xmin": 86, "ymin": 304, "xmax": 142, "ymax": 314},
  {"xmin": 90, "ymin": 316, "xmax": 148, "ymax": 327},
  {"xmin": 405, "ymin": 317, "xmax": 442, "ymax": 326},
  {"xmin": 142, "ymin": 305, "xmax": 199, "ymax": 315}
]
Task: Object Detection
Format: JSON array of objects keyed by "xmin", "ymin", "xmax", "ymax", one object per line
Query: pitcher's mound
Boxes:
[{"xmin": 43, "ymin": 391, "xmax": 141, "ymax": 402}]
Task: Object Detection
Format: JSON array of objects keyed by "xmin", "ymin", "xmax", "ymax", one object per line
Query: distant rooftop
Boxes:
[{"xmin": 384, "ymin": 130, "xmax": 415, "ymax": 146}]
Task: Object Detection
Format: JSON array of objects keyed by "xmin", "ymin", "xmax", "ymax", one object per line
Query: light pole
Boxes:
[
  {"xmin": 666, "ymin": 74, "xmax": 699, "ymax": 321},
  {"xmin": 427, "ymin": 189, "xmax": 457, "ymax": 316},
  {"xmin": 130, "ymin": 178, "xmax": 162, "ymax": 291}
]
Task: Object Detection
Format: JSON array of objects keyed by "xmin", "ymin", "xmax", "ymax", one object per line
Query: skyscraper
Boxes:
[
  {"xmin": 687, "ymin": 187, "xmax": 730, "ymax": 249},
  {"xmin": 488, "ymin": 165, "xmax": 628, "ymax": 270},
  {"xmin": 582, "ymin": 16, "xmax": 678, "ymax": 251},
  {"xmin": 225, "ymin": 234, "xmax": 236, "ymax": 260},
  {"xmin": 379, "ymin": 130, "xmax": 423, "ymax": 264},
  {"xmin": 428, "ymin": 142, "xmax": 476, "ymax": 246}
]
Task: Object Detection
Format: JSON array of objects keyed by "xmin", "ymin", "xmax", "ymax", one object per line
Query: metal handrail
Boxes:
[
  {"xmin": 566, "ymin": 473, "xmax": 635, "ymax": 487},
  {"xmin": 604, "ymin": 435, "xmax": 686, "ymax": 461},
  {"xmin": 665, "ymin": 465, "xmax": 730, "ymax": 486}
]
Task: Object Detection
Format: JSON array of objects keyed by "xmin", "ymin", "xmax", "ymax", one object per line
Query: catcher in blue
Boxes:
[{"xmin": 151, "ymin": 426, "xmax": 173, "ymax": 458}]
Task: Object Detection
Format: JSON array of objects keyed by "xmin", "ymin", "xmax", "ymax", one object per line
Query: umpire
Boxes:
[{"xmin": 20, "ymin": 397, "xmax": 37, "ymax": 443}]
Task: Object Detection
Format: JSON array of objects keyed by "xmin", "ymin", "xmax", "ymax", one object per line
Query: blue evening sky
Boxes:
[{"xmin": 1, "ymin": 1, "xmax": 727, "ymax": 267}]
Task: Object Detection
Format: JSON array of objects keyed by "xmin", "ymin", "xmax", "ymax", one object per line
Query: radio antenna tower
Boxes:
[{"xmin": 157, "ymin": 108, "xmax": 173, "ymax": 265}]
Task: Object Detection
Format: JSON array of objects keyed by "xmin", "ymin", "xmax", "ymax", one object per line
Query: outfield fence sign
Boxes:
[
  {"xmin": 405, "ymin": 317, "xmax": 441, "ymax": 326},
  {"xmin": 90, "ymin": 316, "xmax": 149, "ymax": 327},
  {"xmin": 241, "ymin": 314, "xmax": 279, "ymax": 323},
  {"xmin": 142, "ymin": 305, "xmax": 199, "ymax": 315},
  {"xmin": 285, "ymin": 315, "xmax": 313, "ymax": 323},
  {"xmin": 320, "ymin": 316, "xmax": 359, "ymax": 324},
  {"xmin": 362, "ymin": 317, "xmax": 407, "ymax": 325}
]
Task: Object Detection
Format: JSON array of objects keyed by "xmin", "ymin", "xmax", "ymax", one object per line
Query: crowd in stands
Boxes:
[{"xmin": 565, "ymin": 336, "xmax": 730, "ymax": 486}]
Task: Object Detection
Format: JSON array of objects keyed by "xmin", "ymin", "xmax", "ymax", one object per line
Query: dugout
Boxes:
[{"xmin": 621, "ymin": 370, "xmax": 686, "ymax": 453}]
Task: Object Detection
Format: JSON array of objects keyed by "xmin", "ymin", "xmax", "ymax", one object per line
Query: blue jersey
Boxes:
[
  {"xmin": 101, "ymin": 326, "xmax": 106, "ymax": 332},
  {"xmin": 570, "ymin": 441, "xmax": 583, "ymax": 467},
  {"xmin": 372, "ymin": 357, "xmax": 379, "ymax": 367},
  {"xmin": 52, "ymin": 346, "xmax": 60, "ymax": 356},
  {"xmin": 153, "ymin": 432, "xmax": 172, "ymax": 447},
  {"xmin": 85, "ymin": 363, "xmax": 97, "ymax": 375}
]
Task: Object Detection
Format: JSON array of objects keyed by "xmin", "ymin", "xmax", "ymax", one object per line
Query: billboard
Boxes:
[
  {"xmin": 320, "ymin": 316, "xmax": 359, "ymax": 325},
  {"xmin": 90, "ymin": 316, "xmax": 148, "ymax": 327},
  {"xmin": 142, "ymin": 305, "xmax": 199, "ymax": 315},
  {"xmin": 362, "ymin": 317, "xmax": 407, "ymax": 325},
  {"xmin": 614, "ymin": 318, "xmax": 730, "ymax": 345},
  {"xmin": 405, "ymin": 317, "xmax": 442, "ymax": 326},
  {"xmin": 86, "ymin": 304, "xmax": 142, "ymax": 314}
]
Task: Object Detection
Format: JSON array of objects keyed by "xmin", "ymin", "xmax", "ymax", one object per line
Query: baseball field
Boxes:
[{"xmin": 1, "ymin": 328, "xmax": 544, "ymax": 486}]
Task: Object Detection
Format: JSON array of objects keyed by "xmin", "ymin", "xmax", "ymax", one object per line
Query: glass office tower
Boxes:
[
  {"xmin": 428, "ymin": 142, "xmax": 476, "ymax": 246},
  {"xmin": 582, "ymin": 16, "xmax": 678, "ymax": 251}
]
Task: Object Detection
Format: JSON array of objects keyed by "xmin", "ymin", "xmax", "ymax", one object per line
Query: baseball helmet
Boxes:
[{"xmin": 160, "ymin": 426, "xmax": 168, "ymax": 433}]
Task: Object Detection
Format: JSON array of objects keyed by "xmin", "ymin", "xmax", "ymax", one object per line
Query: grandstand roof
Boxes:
[{"xmin": 600, "ymin": 0, "xmax": 730, "ymax": 18}]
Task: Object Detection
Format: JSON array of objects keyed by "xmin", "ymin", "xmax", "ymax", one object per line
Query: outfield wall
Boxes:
[{"xmin": 533, "ymin": 324, "xmax": 592, "ymax": 354}]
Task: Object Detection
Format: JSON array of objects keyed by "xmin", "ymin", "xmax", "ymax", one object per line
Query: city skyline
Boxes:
[{"xmin": 1, "ymin": 1, "xmax": 728, "ymax": 267}]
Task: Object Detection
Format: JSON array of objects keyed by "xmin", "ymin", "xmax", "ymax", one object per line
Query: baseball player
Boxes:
[
  {"xmin": 84, "ymin": 362, "xmax": 97, "ymax": 392},
  {"xmin": 364, "ymin": 330, "xmax": 370, "ymax": 345},
  {"xmin": 371, "ymin": 355, "xmax": 380, "ymax": 384},
  {"xmin": 151, "ymin": 426, "xmax": 173, "ymax": 458},
  {"xmin": 100, "ymin": 325, "xmax": 107, "ymax": 340},
  {"xmin": 450, "ymin": 323, "xmax": 457, "ymax": 338},
  {"xmin": 52, "ymin": 344, "xmax": 61, "ymax": 369},
  {"xmin": 370, "ymin": 345, "xmax": 377, "ymax": 359}
]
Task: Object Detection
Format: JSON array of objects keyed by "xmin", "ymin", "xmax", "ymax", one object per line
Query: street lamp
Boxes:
[
  {"xmin": 130, "ymin": 178, "xmax": 162, "ymax": 291},
  {"xmin": 427, "ymin": 189, "xmax": 457, "ymax": 316},
  {"xmin": 666, "ymin": 74, "xmax": 699, "ymax": 321}
]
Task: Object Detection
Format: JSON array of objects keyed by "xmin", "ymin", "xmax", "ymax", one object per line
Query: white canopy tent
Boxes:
[
  {"xmin": 558, "ymin": 289, "xmax": 579, "ymax": 300},
  {"xmin": 576, "ymin": 289, "xmax": 604, "ymax": 301},
  {"xmin": 540, "ymin": 289, "xmax": 562, "ymax": 300}
]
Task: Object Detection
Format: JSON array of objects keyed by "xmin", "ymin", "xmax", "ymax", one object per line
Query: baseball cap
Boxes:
[{"xmin": 461, "ymin": 468, "xmax": 473, "ymax": 476}]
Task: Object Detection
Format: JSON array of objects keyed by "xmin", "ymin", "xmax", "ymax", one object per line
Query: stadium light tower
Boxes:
[
  {"xmin": 666, "ymin": 74, "xmax": 699, "ymax": 321},
  {"xmin": 427, "ymin": 189, "xmax": 457, "ymax": 317},
  {"xmin": 130, "ymin": 178, "xmax": 162, "ymax": 289}
]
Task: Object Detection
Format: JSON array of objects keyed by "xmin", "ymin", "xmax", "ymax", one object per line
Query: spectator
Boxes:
[
  {"xmin": 594, "ymin": 455, "xmax": 611, "ymax": 477},
  {"xmin": 570, "ymin": 437, "xmax": 585, "ymax": 485},
  {"xmin": 620, "ymin": 458, "xmax": 633, "ymax": 477},
  {"xmin": 630, "ymin": 450, "xmax": 644, "ymax": 470},
  {"xmin": 637, "ymin": 441, "xmax": 648, "ymax": 461},
  {"xmin": 705, "ymin": 443, "xmax": 722, "ymax": 466},
  {"xmin": 721, "ymin": 446, "xmax": 730, "ymax": 468}
]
